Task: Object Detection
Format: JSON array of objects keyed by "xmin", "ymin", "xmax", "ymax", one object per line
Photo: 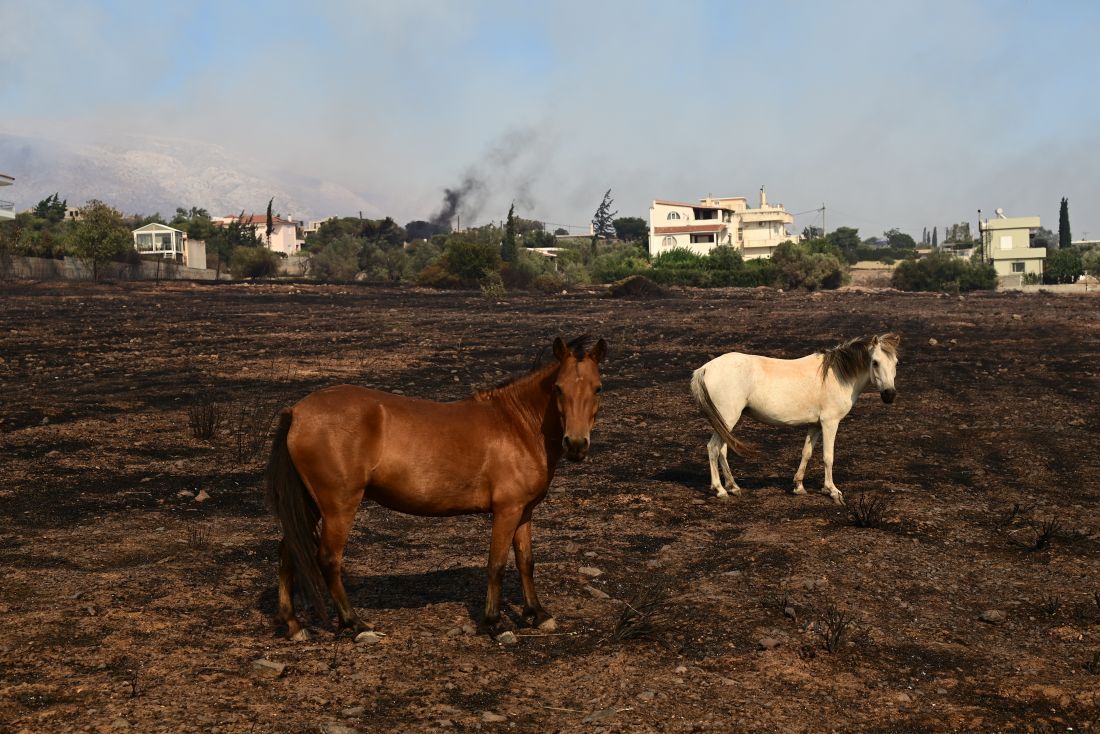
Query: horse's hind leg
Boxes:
[
  {"xmin": 793, "ymin": 426, "xmax": 821, "ymax": 496},
  {"xmin": 708, "ymin": 433, "xmax": 740, "ymax": 498},
  {"xmin": 317, "ymin": 510, "xmax": 368, "ymax": 633},
  {"xmin": 513, "ymin": 516, "xmax": 555, "ymax": 631},
  {"xmin": 277, "ymin": 540, "xmax": 308, "ymax": 640}
]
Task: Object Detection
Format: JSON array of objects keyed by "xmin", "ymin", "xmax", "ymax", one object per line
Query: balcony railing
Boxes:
[{"xmin": 0, "ymin": 199, "xmax": 14, "ymax": 212}]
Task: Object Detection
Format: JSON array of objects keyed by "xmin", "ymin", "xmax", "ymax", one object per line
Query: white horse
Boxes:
[{"xmin": 689, "ymin": 333, "xmax": 900, "ymax": 505}]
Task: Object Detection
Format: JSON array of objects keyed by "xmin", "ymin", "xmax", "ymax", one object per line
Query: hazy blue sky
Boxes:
[{"xmin": 2, "ymin": 0, "xmax": 1099, "ymax": 238}]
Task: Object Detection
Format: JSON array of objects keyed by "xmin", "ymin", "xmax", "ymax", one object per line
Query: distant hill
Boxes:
[{"xmin": 0, "ymin": 131, "xmax": 384, "ymax": 221}]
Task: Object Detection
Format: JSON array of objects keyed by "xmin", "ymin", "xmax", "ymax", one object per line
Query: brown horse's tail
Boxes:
[
  {"xmin": 265, "ymin": 409, "xmax": 329, "ymax": 624},
  {"xmin": 690, "ymin": 367, "xmax": 757, "ymax": 459}
]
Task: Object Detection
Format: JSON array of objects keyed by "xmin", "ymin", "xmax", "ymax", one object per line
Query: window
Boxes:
[
  {"xmin": 667, "ymin": 211, "xmax": 681, "ymax": 220},
  {"xmin": 662, "ymin": 236, "xmax": 676, "ymax": 248},
  {"xmin": 1011, "ymin": 262, "xmax": 1025, "ymax": 273},
  {"xmin": 1000, "ymin": 235, "xmax": 1013, "ymax": 251},
  {"xmin": 690, "ymin": 234, "xmax": 715, "ymax": 244}
]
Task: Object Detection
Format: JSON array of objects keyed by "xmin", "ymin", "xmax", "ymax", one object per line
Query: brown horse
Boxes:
[{"xmin": 265, "ymin": 336, "xmax": 606, "ymax": 639}]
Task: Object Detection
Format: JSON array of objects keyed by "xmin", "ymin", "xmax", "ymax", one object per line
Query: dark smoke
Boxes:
[{"xmin": 429, "ymin": 128, "xmax": 542, "ymax": 229}]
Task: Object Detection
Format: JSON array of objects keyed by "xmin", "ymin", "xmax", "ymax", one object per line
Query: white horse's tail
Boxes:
[{"xmin": 690, "ymin": 367, "xmax": 757, "ymax": 459}]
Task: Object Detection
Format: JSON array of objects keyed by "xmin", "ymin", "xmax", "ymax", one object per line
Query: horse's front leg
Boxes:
[
  {"xmin": 512, "ymin": 515, "xmax": 555, "ymax": 631},
  {"xmin": 483, "ymin": 505, "xmax": 523, "ymax": 633},
  {"xmin": 820, "ymin": 420, "xmax": 844, "ymax": 505},
  {"xmin": 793, "ymin": 425, "xmax": 821, "ymax": 495}
]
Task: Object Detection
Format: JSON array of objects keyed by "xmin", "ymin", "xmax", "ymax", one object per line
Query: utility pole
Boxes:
[{"xmin": 821, "ymin": 203, "xmax": 826, "ymax": 239}]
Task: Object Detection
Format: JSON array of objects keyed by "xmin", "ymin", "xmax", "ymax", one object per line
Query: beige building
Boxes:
[
  {"xmin": 0, "ymin": 173, "xmax": 14, "ymax": 221},
  {"xmin": 649, "ymin": 187, "xmax": 797, "ymax": 259},
  {"xmin": 132, "ymin": 223, "xmax": 207, "ymax": 269},
  {"xmin": 978, "ymin": 210, "xmax": 1046, "ymax": 281}
]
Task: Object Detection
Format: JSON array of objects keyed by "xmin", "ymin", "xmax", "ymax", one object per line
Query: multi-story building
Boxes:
[
  {"xmin": 978, "ymin": 209, "xmax": 1047, "ymax": 281},
  {"xmin": 0, "ymin": 173, "xmax": 14, "ymax": 221},
  {"xmin": 649, "ymin": 187, "xmax": 797, "ymax": 259},
  {"xmin": 214, "ymin": 214, "xmax": 305, "ymax": 256}
]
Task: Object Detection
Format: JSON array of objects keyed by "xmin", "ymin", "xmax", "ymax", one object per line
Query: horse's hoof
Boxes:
[
  {"xmin": 792, "ymin": 486, "xmax": 807, "ymax": 495},
  {"xmin": 536, "ymin": 617, "xmax": 558, "ymax": 632},
  {"xmin": 290, "ymin": 628, "xmax": 310, "ymax": 642},
  {"xmin": 713, "ymin": 488, "xmax": 728, "ymax": 498},
  {"xmin": 715, "ymin": 492, "xmax": 730, "ymax": 500},
  {"xmin": 831, "ymin": 493, "xmax": 845, "ymax": 506}
]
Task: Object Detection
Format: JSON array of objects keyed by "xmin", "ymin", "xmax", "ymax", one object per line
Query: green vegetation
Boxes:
[
  {"xmin": 891, "ymin": 251, "xmax": 997, "ymax": 292},
  {"xmin": 1043, "ymin": 247, "xmax": 1084, "ymax": 284}
]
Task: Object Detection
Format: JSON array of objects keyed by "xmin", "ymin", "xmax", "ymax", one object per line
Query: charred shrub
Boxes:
[
  {"xmin": 187, "ymin": 400, "xmax": 222, "ymax": 441},
  {"xmin": 848, "ymin": 492, "xmax": 890, "ymax": 528}
]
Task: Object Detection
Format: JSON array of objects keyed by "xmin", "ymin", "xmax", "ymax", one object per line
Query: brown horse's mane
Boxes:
[
  {"xmin": 472, "ymin": 336, "xmax": 593, "ymax": 427},
  {"xmin": 818, "ymin": 333, "xmax": 900, "ymax": 383}
]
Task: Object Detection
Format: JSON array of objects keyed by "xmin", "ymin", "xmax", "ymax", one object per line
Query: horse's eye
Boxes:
[
  {"xmin": 872, "ymin": 360, "xmax": 879, "ymax": 368},
  {"xmin": 595, "ymin": 386, "xmax": 603, "ymax": 394},
  {"xmin": 554, "ymin": 385, "xmax": 563, "ymax": 395}
]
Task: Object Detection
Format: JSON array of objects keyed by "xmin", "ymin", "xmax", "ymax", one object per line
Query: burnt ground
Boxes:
[{"xmin": 0, "ymin": 280, "xmax": 1098, "ymax": 733}]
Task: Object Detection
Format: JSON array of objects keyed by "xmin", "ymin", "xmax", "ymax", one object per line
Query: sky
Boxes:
[{"xmin": 2, "ymin": 0, "xmax": 1099, "ymax": 239}]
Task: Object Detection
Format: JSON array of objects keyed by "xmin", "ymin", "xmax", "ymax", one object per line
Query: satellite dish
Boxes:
[{"xmin": 995, "ymin": 207, "xmax": 1005, "ymax": 218}]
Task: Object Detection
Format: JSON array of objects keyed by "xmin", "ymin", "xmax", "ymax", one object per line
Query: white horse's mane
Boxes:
[{"xmin": 818, "ymin": 333, "xmax": 900, "ymax": 383}]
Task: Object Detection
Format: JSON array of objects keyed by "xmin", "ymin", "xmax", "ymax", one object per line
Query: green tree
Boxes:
[
  {"xmin": 612, "ymin": 216, "xmax": 647, "ymax": 242},
  {"xmin": 826, "ymin": 227, "xmax": 861, "ymax": 261},
  {"xmin": 591, "ymin": 189, "xmax": 617, "ymax": 255},
  {"xmin": 308, "ymin": 234, "xmax": 361, "ymax": 281},
  {"xmin": 884, "ymin": 228, "xmax": 918, "ymax": 250},
  {"xmin": 206, "ymin": 211, "xmax": 260, "ymax": 279},
  {"xmin": 33, "ymin": 193, "xmax": 67, "ymax": 224},
  {"xmin": 1081, "ymin": 249, "xmax": 1100, "ymax": 286},
  {"xmin": 1058, "ymin": 197, "xmax": 1071, "ymax": 249},
  {"xmin": 501, "ymin": 203, "xmax": 518, "ymax": 262},
  {"xmin": 1043, "ymin": 247, "xmax": 1082, "ymax": 284},
  {"xmin": 67, "ymin": 200, "xmax": 131, "ymax": 281},
  {"xmin": 891, "ymin": 252, "xmax": 996, "ymax": 292},
  {"xmin": 932, "ymin": 227, "xmax": 938, "ymax": 247},
  {"xmin": 265, "ymin": 197, "xmax": 275, "ymax": 244}
]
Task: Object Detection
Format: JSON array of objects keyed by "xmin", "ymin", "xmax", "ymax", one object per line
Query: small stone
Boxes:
[
  {"xmin": 321, "ymin": 725, "xmax": 360, "ymax": 734},
  {"xmin": 583, "ymin": 585, "xmax": 610, "ymax": 600},
  {"xmin": 721, "ymin": 570, "xmax": 742, "ymax": 577},
  {"xmin": 582, "ymin": 708, "xmax": 616, "ymax": 724},
  {"xmin": 461, "ymin": 624, "xmax": 476, "ymax": 635},
  {"xmin": 645, "ymin": 558, "xmax": 661, "ymax": 569},
  {"xmin": 579, "ymin": 566, "xmax": 603, "ymax": 577},
  {"xmin": 252, "ymin": 658, "xmax": 286, "ymax": 678},
  {"xmin": 757, "ymin": 637, "xmax": 781, "ymax": 651},
  {"xmin": 354, "ymin": 631, "xmax": 382, "ymax": 644},
  {"xmin": 928, "ymin": 338, "xmax": 938, "ymax": 346},
  {"xmin": 1012, "ymin": 314, "xmax": 1022, "ymax": 320},
  {"xmin": 674, "ymin": 665, "xmax": 688, "ymax": 674},
  {"xmin": 896, "ymin": 692, "xmax": 912, "ymax": 703},
  {"xmin": 177, "ymin": 490, "xmax": 195, "ymax": 498},
  {"xmin": 978, "ymin": 609, "xmax": 1006, "ymax": 625},
  {"xmin": 342, "ymin": 706, "xmax": 365, "ymax": 717},
  {"xmin": 194, "ymin": 489, "xmax": 210, "ymax": 502},
  {"xmin": 783, "ymin": 606, "xmax": 797, "ymax": 619},
  {"xmin": 110, "ymin": 719, "xmax": 131, "ymax": 730},
  {"xmin": 638, "ymin": 690, "xmax": 656, "ymax": 700},
  {"xmin": 481, "ymin": 712, "xmax": 507, "ymax": 723},
  {"xmin": 445, "ymin": 627, "xmax": 463, "ymax": 638},
  {"xmin": 495, "ymin": 630, "xmax": 517, "ymax": 645},
  {"xmin": 436, "ymin": 720, "xmax": 453, "ymax": 728},
  {"xmin": 583, "ymin": 551, "xmax": 598, "ymax": 558}
]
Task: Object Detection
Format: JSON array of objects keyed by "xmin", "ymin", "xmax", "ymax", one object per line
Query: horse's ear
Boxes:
[
  {"xmin": 553, "ymin": 337, "xmax": 570, "ymax": 362},
  {"xmin": 587, "ymin": 338, "xmax": 607, "ymax": 364}
]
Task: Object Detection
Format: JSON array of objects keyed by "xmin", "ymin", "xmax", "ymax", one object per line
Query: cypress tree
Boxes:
[
  {"xmin": 501, "ymin": 202, "xmax": 517, "ymax": 262},
  {"xmin": 932, "ymin": 227, "xmax": 938, "ymax": 248},
  {"xmin": 1058, "ymin": 197, "xmax": 1071, "ymax": 249}
]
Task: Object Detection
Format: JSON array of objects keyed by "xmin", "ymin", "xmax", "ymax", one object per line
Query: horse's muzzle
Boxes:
[
  {"xmin": 563, "ymin": 436, "xmax": 590, "ymax": 462},
  {"xmin": 881, "ymin": 389, "xmax": 896, "ymax": 404}
]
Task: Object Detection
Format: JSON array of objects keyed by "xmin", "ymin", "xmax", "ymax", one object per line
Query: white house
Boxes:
[
  {"xmin": 215, "ymin": 214, "xmax": 305, "ymax": 255},
  {"xmin": 649, "ymin": 187, "xmax": 798, "ymax": 259},
  {"xmin": 132, "ymin": 223, "xmax": 207, "ymax": 269},
  {"xmin": 0, "ymin": 173, "xmax": 14, "ymax": 221}
]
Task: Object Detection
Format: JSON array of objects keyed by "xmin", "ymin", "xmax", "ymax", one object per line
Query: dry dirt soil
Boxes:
[{"xmin": 1, "ymin": 281, "xmax": 1098, "ymax": 734}]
